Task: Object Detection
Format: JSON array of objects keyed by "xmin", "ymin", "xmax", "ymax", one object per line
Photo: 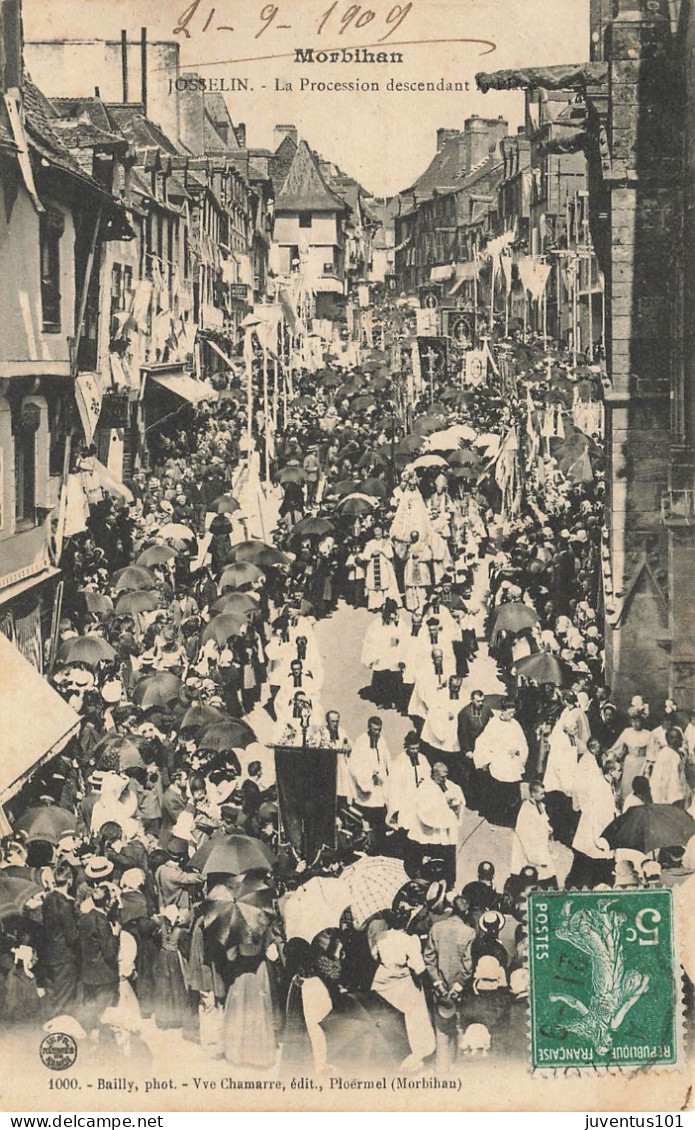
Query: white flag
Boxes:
[{"xmin": 75, "ymin": 372, "xmax": 102, "ymax": 446}]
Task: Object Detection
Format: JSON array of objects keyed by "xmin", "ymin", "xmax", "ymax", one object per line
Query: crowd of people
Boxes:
[{"xmin": 1, "ymin": 320, "xmax": 694, "ymax": 1076}]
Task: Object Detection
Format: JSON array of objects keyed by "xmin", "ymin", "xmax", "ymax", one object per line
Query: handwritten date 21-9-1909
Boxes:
[{"xmin": 173, "ymin": 0, "xmax": 414, "ymax": 42}]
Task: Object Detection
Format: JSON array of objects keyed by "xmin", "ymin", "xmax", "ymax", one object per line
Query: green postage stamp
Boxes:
[{"xmin": 528, "ymin": 890, "xmax": 680, "ymax": 1071}]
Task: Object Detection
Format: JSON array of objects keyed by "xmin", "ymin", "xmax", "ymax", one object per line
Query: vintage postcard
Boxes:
[{"xmin": 0, "ymin": 0, "xmax": 693, "ymax": 1114}]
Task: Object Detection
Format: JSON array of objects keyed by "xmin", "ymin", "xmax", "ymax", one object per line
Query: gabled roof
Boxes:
[
  {"xmin": 105, "ymin": 104, "xmax": 180, "ymax": 155},
  {"xmin": 276, "ymin": 140, "xmax": 347, "ymax": 213},
  {"xmin": 23, "ymin": 75, "xmax": 89, "ymax": 180},
  {"xmin": 49, "ymin": 97, "xmax": 128, "ymax": 153}
]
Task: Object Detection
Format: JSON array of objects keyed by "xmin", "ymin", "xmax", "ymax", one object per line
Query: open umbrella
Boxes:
[
  {"xmin": 359, "ymin": 477, "xmax": 388, "ymax": 499},
  {"xmin": 324, "ymin": 479, "xmax": 359, "ymax": 498},
  {"xmin": 115, "ymin": 590, "xmax": 161, "ymax": 617},
  {"xmin": 473, "ymin": 433, "xmax": 502, "ymax": 456},
  {"xmin": 209, "ymin": 514, "xmax": 233, "ymax": 535},
  {"xmin": 280, "ymin": 876, "xmax": 350, "ymax": 943},
  {"xmin": 57, "ymin": 634, "xmax": 116, "ymax": 667},
  {"xmin": 602, "ymin": 805, "xmax": 695, "ymax": 854},
  {"xmin": 209, "ymin": 495, "xmax": 241, "ymax": 515},
  {"xmin": 198, "ymin": 719, "xmax": 257, "ymax": 752},
  {"xmin": 157, "ymin": 522, "xmax": 196, "ymax": 542},
  {"xmin": 489, "ymin": 602, "xmax": 540, "ymax": 645},
  {"xmin": 427, "ymin": 424, "xmax": 477, "ymax": 449},
  {"xmin": 413, "ymin": 415, "xmax": 447, "ymax": 437},
  {"xmin": 15, "ymin": 806, "xmax": 76, "ymax": 845},
  {"xmin": 290, "ymin": 517, "xmax": 335, "ymax": 540},
  {"xmin": 195, "ymin": 834, "xmax": 276, "ymax": 876},
  {"xmin": 220, "ymin": 563, "xmax": 264, "ymax": 590},
  {"xmin": 319, "ymin": 371, "xmax": 341, "ymax": 389},
  {"xmin": 94, "ymin": 733, "xmax": 145, "ymax": 772},
  {"xmin": 136, "ymin": 545, "xmax": 179, "ymax": 568},
  {"xmin": 448, "ymin": 448, "xmax": 480, "ymax": 467},
  {"xmin": 396, "ymin": 435, "xmax": 425, "ymax": 456},
  {"xmin": 411, "ymin": 454, "xmax": 448, "ymax": 470},
  {"xmin": 210, "ymin": 592, "xmax": 260, "ymax": 617},
  {"xmin": 356, "ymin": 449, "xmax": 389, "ymax": 470},
  {"xmin": 200, "ymin": 613, "xmax": 248, "ymax": 646},
  {"xmin": 112, "ymin": 565, "xmax": 158, "ymax": 593},
  {"xmin": 203, "ymin": 876, "xmax": 275, "ymax": 957},
  {"xmin": 350, "ymin": 395, "xmax": 376, "ymax": 412},
  {"xmin": 179, "ymin": 703, "xmax": 227, "ymax": 734},
  {"xmin": 278, "ymin": 465, "xmax": 306, "ymax": 485},
  {"xmin": 0, "ymin": 872, "xmax": 45, "ymax": 923},
  {"xmin": 337, "ymin": 495, "xmax": 378, "ymax": 517},
  {"xmin": 515, "ymin": 652, "xmax": 565, "ymax": 686},
  {"xmin": 341, "ymin": 855, "xmax": 408, "ymax": 929},
  {"xmin": 228, "ymin": 541, "xmax": 289, "ymax": 568},
  {"xmin": 79, "ymin": 590, "xmax": 114, "ymax": 616},
  {"xmin": 132, "ymin": 673, "xmax": 183, "ymax": 709}
]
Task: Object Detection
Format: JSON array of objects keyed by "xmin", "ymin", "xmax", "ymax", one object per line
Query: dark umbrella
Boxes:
[
  {"xmin": 489, "ymin": 602, "xmax": 540, "ymax": 645},
  {"xmin": 515, "ymin": 652, "xmax": 565, "ymax": 686},
  {"xmin": 115, "ymin": 590, "xmax": 161, "ymax": 617},
  {"xmin": 337, "ymin": 495, "xmax": 378, "ymax": 517},
  {"xmin": 210, "ymin": 592, "xmax": 260, "ymax": 617},
  {"xmin": 290, "ymin": 517, "xmax": 335, "ymax": 540},
  {"xmin": 200, "ymin": 613, "xmax": 248, "ymax": 646},
  {"xmin": 209, "ymin": 495, "xmax": 241, "ymax": 515},
  {"xmin": 351, "ymin": 395, "xmax": 376, "ymax": 412},
  {"xmin": 319, "ymin": 371, "xmax": 341, "ymax": 389},
  {"xmin": 79, "ymin": 590, "xmax": 114, "ymax": 616},
  {"xmin": 219, "ymin": 563, "xmax": 264, "ymax": 590},
  {"xmin": 202, "ymin": 876, "xmax": 275, "ymax": 957},
  {"xmin": 112, "ymin": 565, "xmax": 158, "ymax": 592},
  {"xmin": 136, "ymin": 545, "xmax": 179, "ymax": 568},
  {"xmin": 0, "ymin": 872, "xmax": 45, "ymax": 923},
  {"xmin": 179, "ymin": 703, "xmax": 227, "ymax": 734},
  {"xmin": 15, "ymin": 806, "xmax": 76, "ymax": 845},
  {"xmin": 602, "ymin": 805, "xmax": 695, "ymax": 854},
  {"xmin": 450, "ymin": 465, "xmax": 477, "ymax": 480},
  {"xmin": 325, "ymin": 479, "xmax": 359, "ymax": 498},
  {"xmin": 359, "ymin": 477, "xmax": 388, "ymax": 499},
  {"xmin": 94, "ymin": 733, "xmax": 145, "ymax": 772},
  {"xmin": 228, "ymin": 541, "xmax": 289, "ymax": 568},
  {"xmin": 132, "ymin": 673, "xmax": 183, "ymax": 709},
  {"xmin": 413, "ymin": 415, "xmax": 447, "ymax": 437},
  {"xmin": 356, "ymin": 449, "xmax": 389, "ymax": 470},
  {"xmin": 57, "ymin": 634, "xmax": 116, "ymax": 667},
  {"xmin": 198, "ymin": 719, "xmax": 257, "ymax": 752},
  {"xmin": 196, "ymin": 835, "xmax": 276, "ymax": 876},
  {"xmin": 396, "ymin": 435, "xmax": 425, "ymax": 456},
  {"xmin": 278, "ymin": 465, "xmax": 306, "ymax": 485},
  {"xmin": 209, "ymin": 514, "xmax": 233, "ymax": 534},
  {"xmin": 448, "ymin": 448, "xmax": 480, "ymax": 467}
]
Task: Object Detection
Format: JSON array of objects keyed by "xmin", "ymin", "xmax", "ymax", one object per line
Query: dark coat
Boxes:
[
  {"xmin": 42, "ymin": 890, "xmax": 79, "ymax": 969},
  {"xmin": 457, "ymin": 702, "xmax": 494, "ymax": 755},
  {"xmin": 78, "ymin": 909, "xmax": 119, "ymax": 988}
]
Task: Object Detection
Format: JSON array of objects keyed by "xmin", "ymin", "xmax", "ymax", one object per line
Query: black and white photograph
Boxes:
[{"xmin": 0, "ymin": 0, "xmax": 692, "ymax": 1114}]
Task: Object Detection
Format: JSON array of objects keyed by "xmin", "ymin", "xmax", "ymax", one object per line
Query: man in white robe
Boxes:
[
  {"xmin": 361, "ymin": 600, "xmax": 405, "ymax": 709},
  {"xmin": 362, "ymin": 525, "xmax": 401, "ymax": 611},
  {"xmin": 385, "ymin": 732, "xmax": 432, "ymax": 844},
  {"xmin": 348, "ymin": 716, "xmax": 392, "ymax": 849},
  {"xmin": 421, "ymin": 676, "xmax": 464, "ymax": 779},
  {"xmin": 409, "ymin": 762, "xmax": 464, "ymax": 888},
  {"xmin": 473, "ymin": 701, "xmax": 529, "ymax": 827},
  {"xmin": 511, "ymin": 781, "xmax": 556, "ymax": 883},
  {"xmin": 274, "ymin": 659, "xmax": 322, "ymax": 728}
]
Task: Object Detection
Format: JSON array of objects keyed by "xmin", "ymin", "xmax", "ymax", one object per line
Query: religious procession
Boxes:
[{"xmin": 1, "ymin": 0, "xmax": 695, "ymax": 1086}]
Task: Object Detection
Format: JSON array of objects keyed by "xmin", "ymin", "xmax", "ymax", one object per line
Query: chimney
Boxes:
[
  {"xmin": 121, "ymin": 29, "xmax": 129, "ymax": 103},
  {"xmin": 140, "ymin": 27, "xmax": 147, "ymax": 116},
  {"xmin": 235, "ymin": 121, "xmax": 246, "ymax": 148},
  {"xmin": 436, "ymin": 128, "xmax": 460, "ymax": 152},
  {"xmin": 0, "ymin": 0, "xmax": 23, "ymax": 92},
  {"xmin": 460, "ymin": 115, "xmax": 508, "ymax": 171},
  {"xmin": 274, "ymin": 123, "xmax": 298, "ymax": 149}
]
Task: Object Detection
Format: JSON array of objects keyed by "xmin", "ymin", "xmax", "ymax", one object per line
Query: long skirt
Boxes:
[
  {"xmin": 223, "ymin": 963, "xmax": 277, "ymax": 1068},
  {"xmin": 153, "ymin": 949, "xmax": 188, "ymax": 1029}
]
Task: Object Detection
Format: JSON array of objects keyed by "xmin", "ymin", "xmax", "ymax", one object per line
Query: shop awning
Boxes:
[
  {"xmin": 148, "ymin": 372, "xmax": 219, "ymax": 404},
  {"xmin": 0, "ymin": 634, "xmax": 81, "ymax": 801}
]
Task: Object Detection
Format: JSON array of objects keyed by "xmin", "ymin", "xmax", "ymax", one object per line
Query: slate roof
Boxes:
[
  {"xmin": 275, "ymin": 140, "xmax": 347, "ymax": 213},
  {"xmin": 104, "ymin": 104, "xmax": 180, "ymax": 155}
]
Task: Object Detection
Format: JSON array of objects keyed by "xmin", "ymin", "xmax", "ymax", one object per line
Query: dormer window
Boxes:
[{"xmin": 299, "ymin": 211, "xmax": 312, "ymax": 228}]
